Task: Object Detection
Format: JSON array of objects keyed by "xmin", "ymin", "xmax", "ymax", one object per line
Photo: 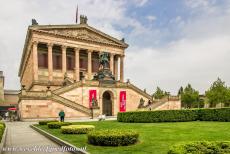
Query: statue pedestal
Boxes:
[
  {"xmin": 94, "ymin": 68, "xmax": 115, "ymax": 84},
  {"xmin": 90, "ymin": 106, "xmax": 100, "ymax": 119}
]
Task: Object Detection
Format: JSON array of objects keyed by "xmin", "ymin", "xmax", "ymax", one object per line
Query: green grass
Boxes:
[{"xmin": 36, "ymin": 121, "xmax": 230, "ymax": 154}]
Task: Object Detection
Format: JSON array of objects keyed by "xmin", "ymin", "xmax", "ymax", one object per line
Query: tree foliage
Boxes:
[
  {"xmin": 152, "ymin": 87, "xmax": 167, "ymax": 99},
  {"xmin": 178, "ymin": 86, "xmax": 184, "ymax": 96},
  {"xmin": 181, "ymin": 84, "xmax": 199, "ymax": 108},
  {"xmin": 205, "ymin": 78, "xmax": 230, "ymax": 107}
]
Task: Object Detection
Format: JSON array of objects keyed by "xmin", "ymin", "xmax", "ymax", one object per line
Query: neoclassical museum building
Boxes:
[
  {"xmin": 18, "ymin": 16, "xmax": 180, "ymax": 120},
  {"xmin": 18, "ymin": 16, "xmax": 155, "ymax": 120}
]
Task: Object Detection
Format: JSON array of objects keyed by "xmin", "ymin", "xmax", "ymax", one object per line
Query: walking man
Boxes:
[{"xmin": 59, "ymin": 110, "xmax": 65, "ymax": 122}]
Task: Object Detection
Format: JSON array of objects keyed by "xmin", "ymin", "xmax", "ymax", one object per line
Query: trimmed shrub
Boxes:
[
  {"xmin": 198, "ymin": 108, "xmax": 230, "ymax": 122},
  {"xmin": 118, "ymin": 108, "xmax": 230, "ymax": 123},
  {"xmin": 88, "ymin": 129, "xmax": 139, "ymax": 146},
  {"xmin": 117, "ymin": 109, "xmax": 199, "ymax": 123},
  {"xmin": 38, "ymin": 120, "xmax": 58, "ymax": 125},
  {"xmin": 0, "ymin": 122, "xmax": 5, "ymax": 141},
  {"xmin": 47, "ymin": 122, "xmax": 72, "ymax": 129},
  {"xmin": 61, "ymin": 125, "xmax": 95, "ymax": 134},
  {"xmin": 168, "ymin": 141, "xmax": 230, "ymax": 154}
]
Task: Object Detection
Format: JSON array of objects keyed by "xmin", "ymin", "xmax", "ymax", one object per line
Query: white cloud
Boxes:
[
  {"xmin": 1, "ymin": 0, "xmax": 230, "ymax": 97},
  {"xmin": 126, "ymin": 36, "xmax": 230, "ymax": 95},
  {"xmin": 134, "ymin": 0, "xmax": 149, "ymax": 7},
  {"xmin": 146, "ymin": 15, "xmax": 157, "ymax": 22}
]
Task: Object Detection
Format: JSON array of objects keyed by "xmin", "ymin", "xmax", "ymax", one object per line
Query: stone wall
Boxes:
[
  {"xmin": 21, "ymin": 50, "xmax": 34, "ymax": 89},
  {"xmin": 60, "ymin": 85, "xmax": 150, "ymax": 116},
  {"xmin": 154, "ymin": 100, "xmax": 181, "ymax": 110},
  {"xmin": 0, "ymin": 72, "xmax": 4, "ymax": 102},
  {"xmin": 3, "ymin": 93, "xmax": 19, "ymax": 106},
  {"xmin": 19, "ymin": 99, "xmax": 89, "ymax": 120}
]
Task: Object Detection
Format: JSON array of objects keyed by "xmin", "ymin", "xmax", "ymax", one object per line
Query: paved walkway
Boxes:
[{"xmin": 3, "ymin": 122, "xmax": 71, "ymax": 154}]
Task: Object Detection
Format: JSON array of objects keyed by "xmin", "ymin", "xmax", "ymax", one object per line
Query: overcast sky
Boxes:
[{"xmin": 0, "ymin": 0, "xmax": 230, "ymax": 95}]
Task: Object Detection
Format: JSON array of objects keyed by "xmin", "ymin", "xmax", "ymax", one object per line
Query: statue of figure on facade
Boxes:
[
  {"xmin": 32, "ymin": 19, "xmax": 38, "ymax": 25},
  {"xmin": 99, "ymin": 52, "xmax": 109, "ymax": 69},
  {"xmin": 80, "ymin": 15, "xmax": 88, "ymax": 24},
  {"xmin": 93, "ymin": 52, "xmax": 115, "ymax": 83}
]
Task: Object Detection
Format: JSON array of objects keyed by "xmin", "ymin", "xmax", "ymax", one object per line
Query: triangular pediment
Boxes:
[{"xmin": 31, "ymin": 25, "xmax": 128, "ymax": 48}]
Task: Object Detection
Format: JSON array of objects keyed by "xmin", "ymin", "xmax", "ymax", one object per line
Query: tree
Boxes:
[
  {"xmin": 153, "ymin": 87, "xmax": 166, "ymax": 99},
  {"xmin": 205, "ymin": 78, "xmax": 230, "ymax": 107},
  {"xmin": 178, "ymin": 86, "xmax": 184, "ymax": 96},
  {"xmin": 181, "ymin": 84, "xmax": 199, "ymax": 108}
]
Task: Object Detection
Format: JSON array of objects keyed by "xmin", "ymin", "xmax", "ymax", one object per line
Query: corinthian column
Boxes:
[
  {"xmin": 87, "ymin": 50, "xmax": 92, "ymax": 80},
  {"xmin": 75, "ymin": 48, "xmax": 80, "ymax": 81},
  {"xmin": 48, "ymin": 43, "xmax": 53, "ymax": 81},
  {"xmin": 114, "ymin": 55, "xmax": 118, "ymax": 80},
  {"xmin": 110, "ymin": 53, "xmax": 114, "ymax": 74},
  {"xmin": 32, "ymin": 41, "xmax": 38, "ymax": 81},
  {"xmin": 120, "ymin": 55, "xmax": 124, "ymax": 82},
  {"xmin": 61, "ymin": 45, "xmax": 67, "ymax": 77}
]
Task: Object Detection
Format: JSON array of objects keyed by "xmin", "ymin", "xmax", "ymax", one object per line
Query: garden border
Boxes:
[
  {"xmin": 30, "ymin": 125, "xmax": 88, "ymax": 154},
  {"xmin": 0, "ymin": 126, "xmax": 7, "ymax": 154}
]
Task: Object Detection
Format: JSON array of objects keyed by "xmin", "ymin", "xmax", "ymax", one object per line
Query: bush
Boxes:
[
  {"xmin": 198, "ymin": 108, "xmax": 230, "ymax": 122},
  {"xmin": 38, "ymin": 120, "xmax": 58, "ymax": 125},
  {"xmin": 47, "ymin": 122, "xmax": 72, "ymax": 129},
  {"xmin": 61, "ymin": 125, "xmax": 95, "ymax": 134},
  {"xmin": 168, "ymin": 141, "xmax": 230, "ymax": 154},
  {"xmin": 117, "ymin": 110, "xmax": 199, "ymax": 123},
  {"xmin": 88, "ymin": 129, "xmax": 139, "ymax": 146},
  {"xmin": 118, "ymin": 108, "xmax": 230, "ymax": 123},
  {"xmin": 0, "ymin": 122, "xmax": 5, "ymax": 141}
]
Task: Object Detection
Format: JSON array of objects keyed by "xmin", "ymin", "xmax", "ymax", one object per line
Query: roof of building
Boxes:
[
  {"xmin": 4, "ymin": 90, "xmax": 20, "ymax": 95},
  {"xmin": 18, "ymin": 22, "xmax": 129, "ymax": 76}
]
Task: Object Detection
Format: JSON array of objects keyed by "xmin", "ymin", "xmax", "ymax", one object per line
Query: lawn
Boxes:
[{"xmin": 36, "ymin": 121, "xmax": 230, "ymax": 154}]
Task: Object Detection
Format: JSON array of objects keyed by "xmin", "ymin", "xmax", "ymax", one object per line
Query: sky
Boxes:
[{"xmin": 0, "ymin": 0, "xmax": 230, "ymax": 95}]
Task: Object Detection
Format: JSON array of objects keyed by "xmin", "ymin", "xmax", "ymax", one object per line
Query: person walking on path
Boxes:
[{"xmin": 59, "ymin": 110, "xmax": 65, "ymax": 122}]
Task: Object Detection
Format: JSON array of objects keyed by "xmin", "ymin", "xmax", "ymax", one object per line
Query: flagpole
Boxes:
[{"xmin": 76, "ymin": 5, "xmax": 78, "ymax": 24}]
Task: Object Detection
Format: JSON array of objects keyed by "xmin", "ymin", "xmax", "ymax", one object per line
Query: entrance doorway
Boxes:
[{"xmin": 102, "ymin": 91, "xmax": 112, "ymax": 116}]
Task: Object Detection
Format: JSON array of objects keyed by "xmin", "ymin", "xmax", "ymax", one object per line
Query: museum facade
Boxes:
[{"xmin": 18, "ymin": 16, "xmax": 157, "ymax": 120}]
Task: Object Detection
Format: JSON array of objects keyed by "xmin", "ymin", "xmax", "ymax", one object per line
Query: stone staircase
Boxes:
[
  {"xmin": 51, "ymin": 93, "xmax": 91, "ymax": 115},
  {"xmin": 19, "ymin": 90, "xmax": 91, "ymax": 116},
  {"xmin": 127, "ymin": 83, "xmax": 152, "ymax": 100},
  {"xmin": 53, "ymin": 81, "xmax": 83, "ymax": 95}
]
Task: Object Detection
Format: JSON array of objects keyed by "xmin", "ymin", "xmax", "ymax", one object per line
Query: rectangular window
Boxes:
[{"xmin": 38, "ymin": 52, "xmax": 48, "ymax": 68}]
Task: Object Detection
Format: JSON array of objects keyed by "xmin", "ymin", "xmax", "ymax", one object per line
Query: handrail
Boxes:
[
  {"xmin": 127, "ymin": 83, "xmax": 152, "ymax": 100},
  {"xmin": 52, "ymin": 81, "xmax": 82, "ymax": 94},
  {"xmin": 51, "ymin": 93, "xmax": 91, "ymax": 115}
]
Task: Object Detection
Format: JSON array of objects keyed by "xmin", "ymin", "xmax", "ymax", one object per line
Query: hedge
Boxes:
[
  {"xmin": 47, "ymin": 122, "xmax": 72, "ymax": 129},
  {"xmin": 168, "ymin": 141, "xmax": 230, "ymax": 154},
  {"xmin": 88, "ymin": 129, "xmax": 139, "ymax": 146},
  {"xmin": 117, "ymin": 108, "xmax": 230, "ymax": 123},
  {"xmin": 38, "ymin": 120, "xmax": 58, "ymax": 125},
  {"xmin": 61, "ymin": 125, "xmax": 95, "ymax": 134},
  {"xmin": 0, "ymin": 122, "xmax": 5, "ymax": 142},
  {"xmin": 118, "ymin": 109, "xmax": 198, "ymax": 123}
]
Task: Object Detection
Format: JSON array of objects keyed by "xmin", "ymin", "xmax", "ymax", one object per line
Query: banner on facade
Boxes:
[
  {"xmin": 119, "ymin": 91, "xmax": 126, "ymax": 112},
  {"xmin": 89, "ymin": 90, "xmax": 97, "ymax": 108}
]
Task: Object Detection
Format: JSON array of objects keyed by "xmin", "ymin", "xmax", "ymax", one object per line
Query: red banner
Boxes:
[
  {"xmin": 119, "ymin": 91, "xmax": 126, "ymax": 112},
  {"xmin": 89, "ymin": 90, "xmax": 97, "ymax": 108}
]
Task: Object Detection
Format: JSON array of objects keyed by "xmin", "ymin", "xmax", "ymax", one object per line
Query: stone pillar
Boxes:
[
  {"xmin": 114, "ymin": 55, "xmax": 118, "ymax": 80},
  {"xmin": 75, "ymin": 48, "xmax": 80, "ymax": 81},
  {"xmin": 87, "ymin": 50, "xmax": 92, "ymax": 80},
  {"xmin": 32, "ymin": 41, "xmax": 38, "ymax": 81},
  {"xmin": 61, "ymin": 45, "xmax": 67, "ymax": 77},
  {"xmin": 110, "ymin": 53, "xmax": 114, "ymax": 74},
  {"xmin": 48, "ymin": 43, "xmax": 53, "ymax": 81},
  {"xmin": 120, "ymin": 55, "xmax": 124, "ymax": 82}
]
